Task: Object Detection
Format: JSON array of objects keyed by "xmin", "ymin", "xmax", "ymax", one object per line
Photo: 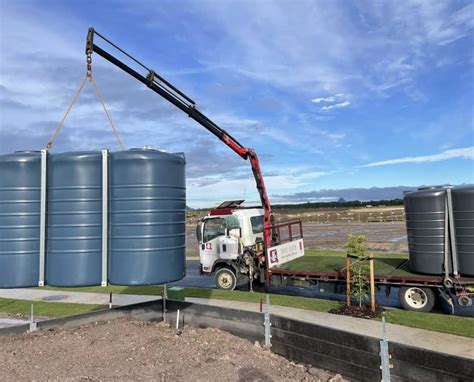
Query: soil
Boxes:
[
  {"xmin": 329, "ymin": 304, "xmax": 383, "ymax": 319},
  {"xmin": 0, "ymin": 318, "xmax": 347, "ymax": 381}
]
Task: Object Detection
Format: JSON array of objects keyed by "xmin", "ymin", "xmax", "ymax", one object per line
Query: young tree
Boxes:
[{"xmin": 345, "ymin": 234, "xmax": 369, "ymax": 308}]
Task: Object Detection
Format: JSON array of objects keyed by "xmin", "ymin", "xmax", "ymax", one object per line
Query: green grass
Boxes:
[
  {"xmin": 0, "ymin": 298, "xmax": 104, "ymax": 318},
  {"xmin": 2, "ymin": 286, "xmax": 473, "ymax": 338},
  {"xmin": 279, "ymin": 249, "xmax": 429, "ymax": 278},
  {"xmin": 183, "ymin": 287, "xmax": 340, "ymax": 312},
  {"xmin": 41, "ymin": 285, "xmax": 338, "ymax": 312},
  {"xmin": 384, "ymin": 309, "xmax": 474, "ymax": 338}
]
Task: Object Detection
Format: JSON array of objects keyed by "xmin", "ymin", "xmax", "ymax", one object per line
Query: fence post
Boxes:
[{"xmin": 369, "ymin": 256, "xmax": 375, "ymax": 313}]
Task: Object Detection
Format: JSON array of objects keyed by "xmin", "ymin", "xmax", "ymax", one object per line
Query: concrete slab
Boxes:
[
  {"xmin": 0, "ymin": 317, "xmax": 30, "ymax": 329},
  {"xmin": 0, "ymin": 288, "xmax": 159, "ymax": 306}
]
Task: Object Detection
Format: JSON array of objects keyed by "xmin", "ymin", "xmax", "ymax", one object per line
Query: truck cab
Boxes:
[{"xmin": 197, "ymin": 200, "xmax": 304, "ymax": 290}]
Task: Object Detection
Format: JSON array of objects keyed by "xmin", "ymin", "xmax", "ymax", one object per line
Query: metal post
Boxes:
[
  {"xmin": 446, "ymin": 188, "xmax": 459, "ymax": 276},
  {"xmin": 264, "ymin": 294, "xmax": 272, "ymax": 349},
  {"xmin": 101, "ymin": 149, "xmax": 108, "ymax": 286},
  {"xmin": 443, "ymin": 198, "xmax": 451, "ymax": 282},
  {"xmin": 346, "ymin": 255, "xmax": 351, "ymax": 306},
  {"xmin": 176, "ymin": 309, "xmax": 180, "ymax": 330},
  {"xmin": 369, "ymin": 256, "xmax": 376, "ymax": 313},
  {"xmin": 380, "ymin": 315, "xmax": 392, "ymax": 382},
  {"xmin": 38, "ymin": 150, "xmax": 47, "ymax": 287},
  {"xmin": 163, "ymin": 284, "xmax": 167, "ymax": 322},
  {"xmin": 29, "ymin": 303, "xmax": 37, "ymax": 332}
]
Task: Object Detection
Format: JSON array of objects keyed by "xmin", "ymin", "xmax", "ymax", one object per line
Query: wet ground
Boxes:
[{"xmin": 186, "ymin": 221, "xmax": 408, "ymax": 257}]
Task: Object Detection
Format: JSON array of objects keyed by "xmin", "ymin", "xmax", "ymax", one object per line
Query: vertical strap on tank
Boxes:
[
  {"xmin": 101, "ymin": 149, "xmax": 108, "ymax": 287},
  {"xmin": 446, "ymin": 188, "xmax": 459, "ymax": 276},
  {"xmin": 38, "ymin": 150, "xmax": 47, "ymax": 287}
]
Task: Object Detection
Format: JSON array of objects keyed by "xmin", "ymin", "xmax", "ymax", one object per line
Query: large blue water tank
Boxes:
[
  {"xmin": 109, "ymin": 149, "xmax": 186, "ymax": 285},
  {"xmin": 404, "ymin": 187, "xmax": 451, "ymax": 275},
  {"xmin": 452, "ymin": 186, "xmax": 474, "ymax": 276},
  {"xmin": 46, "ymin": 151, "xmax": 102, "ymax": 286},
  {"xmin": 0, "ymin": 151, "xmax": 41, "ymax": 287}
]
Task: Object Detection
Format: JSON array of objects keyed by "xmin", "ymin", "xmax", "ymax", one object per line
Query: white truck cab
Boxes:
[{"xmin": 196, "ymin": 201, "xmax": 304, "ymax": 290}]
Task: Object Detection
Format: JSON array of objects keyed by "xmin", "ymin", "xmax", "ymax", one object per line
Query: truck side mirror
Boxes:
[{"xmin": 196, "ymin": 222, "xmax": 202, "ymax": 243}]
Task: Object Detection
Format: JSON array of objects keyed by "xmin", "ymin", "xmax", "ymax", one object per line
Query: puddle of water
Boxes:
[
  {"xmin": 389, "ymin": 236, "xmax": 407, "ymax": 242},
  {"xmin": 42, "ymin": 295, "xmax": 67, "ymax": 301},
  {"xmin": 303, "ymin": 231, "xmax": 339, "ymax": 238}
]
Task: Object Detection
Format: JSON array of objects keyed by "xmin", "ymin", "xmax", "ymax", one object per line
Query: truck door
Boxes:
[{"xmin": 198, "ymin": 217, "xmax": 226, "ymax": 273}]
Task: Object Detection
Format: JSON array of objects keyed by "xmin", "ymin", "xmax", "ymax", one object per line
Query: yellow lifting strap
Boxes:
[{"xmin": 46, "ymin": 66, "xmax": 124, "ymax": 150}]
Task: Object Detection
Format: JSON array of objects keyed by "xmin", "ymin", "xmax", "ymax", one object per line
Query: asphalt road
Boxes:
[{"xmin": 173, "ymin": 260, "xmax": 474, "ymax": 317}]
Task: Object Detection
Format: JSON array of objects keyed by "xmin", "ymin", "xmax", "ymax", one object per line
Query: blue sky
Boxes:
[{"xmin": 0, "ymin": 0, "xmax": 473, "ymax": 207}]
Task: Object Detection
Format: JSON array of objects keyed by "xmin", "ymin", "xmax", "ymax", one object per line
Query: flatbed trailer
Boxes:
[{"xmin": 268, "ymin": 253, "xmax": 474, "ymax": 313}]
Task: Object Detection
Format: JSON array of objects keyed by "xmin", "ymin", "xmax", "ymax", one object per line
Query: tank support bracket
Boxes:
[
  {"xmin": 38, "ymin": 150, "xmax": 47, "ymax": 287},
  {"xmin": 101, "ymin": 149, "xmax": 108, "ymax": 287}
]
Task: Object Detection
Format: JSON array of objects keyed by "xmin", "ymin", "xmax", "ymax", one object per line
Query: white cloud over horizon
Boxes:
[{"xmin": 362, "ymin": 147, "xmax": 474, "ymax": 167}]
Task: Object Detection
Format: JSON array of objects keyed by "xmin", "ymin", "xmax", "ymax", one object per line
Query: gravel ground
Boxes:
[{"xmin": 0, "ymin": 318, "xmax": 346, "ymax": 381}]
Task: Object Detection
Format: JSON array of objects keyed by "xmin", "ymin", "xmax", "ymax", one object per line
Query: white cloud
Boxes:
[
  {"xmin": 151, "ymin": 1, "xmax": 474, "ymax": 101},
  {"xmin": 311, "ymin": 94, "xmax": 344, "ymax": 103},
  {"xmin": 362, "ymin": 147, "xmax": 474, "ymax": 167},
  {"xmin": 321, "ymin": 101, "xmax": 351, "ymax": 111},
  {"xmin": 327, "ymin": 133, "xmax": 346, "ymax": 141}
]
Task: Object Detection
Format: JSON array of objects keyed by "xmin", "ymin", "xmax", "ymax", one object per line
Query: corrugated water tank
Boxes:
[
  {"xmin": 0, "ymin": 151, "xmax": 41, "ymax": 287},
  {"xmin": 404, "ymin": 187, "xmax": 451, "ymax": 275},
  {"xmin": 109, "ymin": 149, "xmax": 186, "ymax": 285},
  {"xmin": 452, "ymin": 186, "xmax": 474, "ymax": 276},
  {"xmin": 46, "ymin": 151, "xmax": 102, "ymax": 286}
]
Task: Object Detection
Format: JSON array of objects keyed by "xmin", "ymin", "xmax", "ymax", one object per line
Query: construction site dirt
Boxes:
[
  {"xmin": 186, "ymin": 221, "xmax": 408, "ymax": 258},
  {"xmin": 0, "ymin": 318, "xmax": 345, "ymax": 382}
]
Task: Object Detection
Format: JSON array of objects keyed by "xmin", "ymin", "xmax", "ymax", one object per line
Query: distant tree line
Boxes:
[
  {"xmin": 188, "ymin": 198, "xmax": 404, "ymax": 212},
  {"xmin": 271, "ymin": 198, "xmax": 404, "ymax": 210}
]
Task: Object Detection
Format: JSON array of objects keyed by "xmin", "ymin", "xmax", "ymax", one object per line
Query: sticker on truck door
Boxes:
[{"xmin": 267, "ymin": 238, "xmax": 304, "ymax": 268}]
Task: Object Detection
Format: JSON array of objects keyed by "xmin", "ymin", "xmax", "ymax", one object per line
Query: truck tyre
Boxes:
[
  {"xmin": 215, "ymin": 268, "xmax": 237, "ymax": 291},
  {"xmin": 399, "ymin": 286, "xmax": 436, "ymax": 312}
]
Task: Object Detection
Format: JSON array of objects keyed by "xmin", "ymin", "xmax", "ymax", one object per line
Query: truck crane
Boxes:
[{"xmin": 85, "ymin": 28, "xmax": 305, "ymax": 290}]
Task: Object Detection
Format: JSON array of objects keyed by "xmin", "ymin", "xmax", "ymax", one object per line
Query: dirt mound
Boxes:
[
  {"xmin": 0, "ymin": 318, "xmax": 346, "ymax": 381},
  {"xmin": 329, "ymin": 304, "xmax": 383, "ymax": 319}
]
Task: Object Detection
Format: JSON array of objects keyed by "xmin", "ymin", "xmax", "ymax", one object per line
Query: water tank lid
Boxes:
[
  {"xmin": 49, "ymin": 151, "xmax": 102, "ymax": 161},
  {"xmin": 112, "ymin": 149, "xmax": 185, "ymax": 163},
  {"xmin": 417, "ymin": 185, "xmax": 452, "ymax": 190},
  {"xmin": 0, "ymin": 151, "xmax": 42, "ymax": 162}
]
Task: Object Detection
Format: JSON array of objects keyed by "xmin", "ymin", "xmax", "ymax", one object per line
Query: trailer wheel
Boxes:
[
  {"xmin": 215, "ymin": 268, "xmax": 237, "ymax": 291},
  {"xmin": 399, "ymin": 287, "xmax": 436, "ymax": 312}
]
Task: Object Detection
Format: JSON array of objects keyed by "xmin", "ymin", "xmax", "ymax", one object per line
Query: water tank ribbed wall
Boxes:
[
  {"xmin": 452, "ymin": 186, "xmax": 474, "ymax": 276},
  {"xmin": 46, "ymin": 151, "xmax": 102, "ymax": 286},
  {"xmin": 404, "ymin": 188, "xmax": 451, "ymax": 275},
  {"xmin": 0, "ymin": 152, "xmax": 41, "ymax": 287},
  {"xmin": 109, "ymin": 149, "xmax": 186, "ymax": 285}
]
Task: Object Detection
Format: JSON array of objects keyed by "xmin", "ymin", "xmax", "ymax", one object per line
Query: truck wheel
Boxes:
[
  {"xmin": 399, "ymin": 287, "xmax": 436, "ymax": 312},
  {"xmin": 215, "ymin": 268, "xmax": 237, "ymax": 291}
]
